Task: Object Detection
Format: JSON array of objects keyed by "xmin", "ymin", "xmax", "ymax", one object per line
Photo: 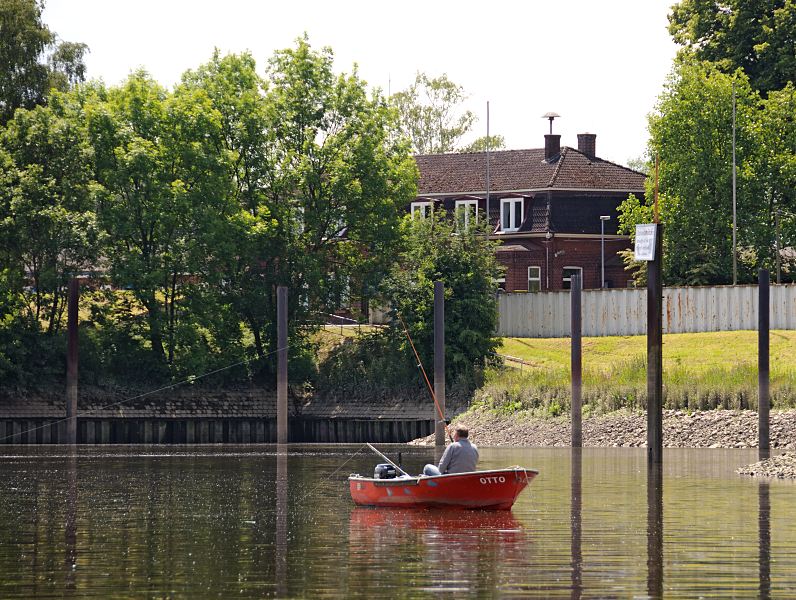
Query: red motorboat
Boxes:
[{"xmin": 349, "ymin": 467, "xmax": 538, "ymax": 510}]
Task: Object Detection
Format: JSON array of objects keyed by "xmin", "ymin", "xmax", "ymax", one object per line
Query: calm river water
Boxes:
[{"xmin": 1, "ymin": 445, "xmax": 794, "ymax": 598}]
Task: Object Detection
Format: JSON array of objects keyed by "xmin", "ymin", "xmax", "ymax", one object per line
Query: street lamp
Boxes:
[{"xmin": 600, "ymin": 215, "xmax": 611, "ymax": 288}]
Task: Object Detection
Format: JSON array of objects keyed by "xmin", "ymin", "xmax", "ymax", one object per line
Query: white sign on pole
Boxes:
[{"xmin": 634, "ymin": 224, "xmax": 657, "ymax": 261}]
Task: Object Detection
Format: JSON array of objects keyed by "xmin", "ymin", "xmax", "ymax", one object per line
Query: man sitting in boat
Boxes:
[{"xmin": 423, "ymin": 425, "xmax": 479, "ymax": 476}]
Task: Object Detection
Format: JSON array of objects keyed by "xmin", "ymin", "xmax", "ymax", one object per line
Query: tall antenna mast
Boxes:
[
  {"xmin": 732, "ymin": 81, "xmax": 737, "ymax": 285},
  {"xmin": 486, "ymin": 101, "xmax": 491, "ymax": 231}
]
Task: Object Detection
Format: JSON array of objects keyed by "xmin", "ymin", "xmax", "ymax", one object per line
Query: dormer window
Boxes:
[
  {"xmin": 500, "ymin": 197, "xmax": 523, "ymax": 232},
  {"xmin": 411, "ymin": 201, "xmax": 432, "ymax": 218},
  {"xmin": 455, "ymin": 199, "xmax": 478, "ymax": 230}
]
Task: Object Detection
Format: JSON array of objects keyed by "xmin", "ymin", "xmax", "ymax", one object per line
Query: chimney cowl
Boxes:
[
  {"xmin": 544, "ymin": 134, "xmax": 561, "ymax": 160},
  {"xmin": 577, "ymin": 133, "xmax": 597, "ymax": 158}
]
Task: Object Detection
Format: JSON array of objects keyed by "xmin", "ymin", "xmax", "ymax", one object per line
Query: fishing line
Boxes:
[{"xmin": 292, "ymin": 443, "xmax": 368, "ymax": 504}]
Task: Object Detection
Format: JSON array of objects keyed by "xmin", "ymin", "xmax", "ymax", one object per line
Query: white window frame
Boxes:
[
  {"xmin": 455, "ymin": 199, "xmax": 478, "ymax": 230},
  {"xmin": 528, "ymin": 266, "xmax": 541, "ymax": 292},
  {"xmin": 562, "ymin": 266, "xmax": 583, "ymax": 290},
  {"xmin": 500, "ymin": 197, "xmax": 523, "ymax": 232},
  {"xmin": 411, "ymin": 201, "xmax": 432, "ymax": 219}
]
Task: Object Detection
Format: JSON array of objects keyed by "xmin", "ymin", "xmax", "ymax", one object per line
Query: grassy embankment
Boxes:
[{"xmin": 478, "ymin": 330, "xmax": 796, "ymax": 417}]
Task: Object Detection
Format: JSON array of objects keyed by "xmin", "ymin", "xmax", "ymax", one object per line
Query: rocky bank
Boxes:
[{"xmin": 410, "ymin": 408, "xmax": 796, "ymax": 478}]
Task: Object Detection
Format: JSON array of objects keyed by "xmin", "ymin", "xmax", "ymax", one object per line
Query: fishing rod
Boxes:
[
  {"xmin": 366, "ymin": 443, "xmax": 411, "ymax": 477},
  {"xmin": 396, "ymin": 312, "xmax": 453, "ymax": 443}
]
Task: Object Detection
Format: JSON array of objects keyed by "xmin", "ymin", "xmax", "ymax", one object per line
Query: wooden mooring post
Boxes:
[
  {"xmin": 570, "ymin": 274, "xmax": 582, "ymax": 448},
  {"xmin": 434, "ymin": 281, "xmax": 446, "ymax": 448},
  {"xmin": 647, "ymin": 224, "xmax": 664, "ymax": 464},
  {"xmin": 759, "ymin": 269, "xmax": 770, "ymax": 455},
  {"xmin": 277, "ymin": 286, "xmax": 288, "ymax": 444},
  {"xmin": 66, "ymin": 278, "xmax": 80, "ymax": 445}
]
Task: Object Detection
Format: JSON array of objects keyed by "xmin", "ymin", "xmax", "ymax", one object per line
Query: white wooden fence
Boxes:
[{"xmin": 497, "ymin": 284, "xmax": 796, "ymax": 338}]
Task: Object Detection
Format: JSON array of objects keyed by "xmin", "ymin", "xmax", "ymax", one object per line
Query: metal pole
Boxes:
[
  {"xmin": 66, "ymin": 278, "xmax": 79, "ymax": 445},
  {"xmin": 277, "ymin": 286, "xmax": 288, "ymax": 444},
  {"xmin": 434, "ymin": 281, "xmax": 446, "ymax": 447},
  {"xmin": 485, "ymin": 101, "xmax": 491, "ymax": 231},
  {"xmin": 775, "ymin": 206, "xmax": 781, "ymax": 284},
  {"xmin": 732, "ymin": 81, "xmax": 737, "ymax": 285},
  {"xmin": 647, "ymin": 224, "xmax": 663, "ymax": 464},
  {"xmin": 571, "ymin": 274, "xmax": 582, "ymax": 448},
  {"xmin": 758, "ymin": 269, "xmax": 770, "ymax": 455}
]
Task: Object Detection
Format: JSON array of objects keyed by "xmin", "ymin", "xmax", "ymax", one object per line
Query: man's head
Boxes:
[{"xmin": 453, "ymin": 425, "xmax": 469, "ymax": 441}]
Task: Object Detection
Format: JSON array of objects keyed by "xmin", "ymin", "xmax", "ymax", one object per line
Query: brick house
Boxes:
[{"xmin": 413, "ymin": 133, "xmax": 647, "ymax": 291}]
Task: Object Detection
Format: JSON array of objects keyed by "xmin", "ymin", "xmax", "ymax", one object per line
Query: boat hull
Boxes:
[{"xmin": 349, "ymin": 467, "xmax": 538, "ymax": 510}]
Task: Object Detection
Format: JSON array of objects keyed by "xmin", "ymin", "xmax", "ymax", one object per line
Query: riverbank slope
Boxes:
[{"xmin": 410, "ymin": 407, "xmax": 796, "ymax": 449}]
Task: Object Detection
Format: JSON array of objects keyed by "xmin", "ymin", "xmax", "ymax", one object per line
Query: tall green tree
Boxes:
[
  {"xmin": 669, "ymin": 0, "xmax": 796, "ymax": 94},
  {"xmin": 619, "ymin": 60, "xmax": 796, "ymax": 284},
  {"xmin": 383, "ymin": 212, "xmax": 502, "ymax": 385},
  {"xmin": 391, "ymin": 72, "xmax": 476, "ymax": 154},
  {"xmin": 182, "ymin": 40, "xmax": 417, "ymax": 380},
  {"xmin": 0, "ymin": 0, "xmax": 88, "ymax": 124},
  {"xmin": 86, "ymin": 71, "xmax": 232, "ymax": 372},
  {"xmin": 0, "ymin": 90, "xmax": 99, "ymax": 333}
]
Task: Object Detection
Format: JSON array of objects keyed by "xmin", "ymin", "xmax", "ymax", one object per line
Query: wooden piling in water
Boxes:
[
  {"xmin": 647, "ymin": 224, "xmax": 664, "ymax": 464},
  {"xmin": 759, "ymin": 269, "xmax": 770, "ymax": 454},
  {"xmin": 434, "ymin": 281, "xmax": 446, "ymax": 447},
  {"xmin": 277, "ymin": 286, "xmax": 288, "ymax": 444},
  {"xmin": 66, "ymin": 278, "xmax": 79, "ymax": 445},
  {"xmin": 570, "ymin": 274, "xmax": 582, "ymax": 448}
]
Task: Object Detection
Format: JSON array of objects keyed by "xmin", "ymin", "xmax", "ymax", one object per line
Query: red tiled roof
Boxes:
[{"xmin": 415, "ymin": 147, "xmax": 646, "ymax": 195}]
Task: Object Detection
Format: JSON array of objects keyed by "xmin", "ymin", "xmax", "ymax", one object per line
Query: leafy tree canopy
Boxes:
[
  {"xmin": 391, "ymin": 72, "xmax": 476, "ymax": 154},
  {"xmin": 459, "ymin": 134, "xmax": 506, "ymax": 153},
  {"xmin": 0, "ymin": 0, "xmax": 88, "ymax": 124},
  {"xmin": 669, "ymin": 0, "xmax": 796, "ymax": 94}
]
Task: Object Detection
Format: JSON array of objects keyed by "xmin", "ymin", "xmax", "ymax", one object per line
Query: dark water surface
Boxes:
[{"xmin": 1, "ymin": 445, "xmax": 794, "ymax": 598}]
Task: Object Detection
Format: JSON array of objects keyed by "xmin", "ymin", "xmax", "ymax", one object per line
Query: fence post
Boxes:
[
  {"xmin": 571, "ymin": 274, "xmax": 582, "ymax": 448},
  {"xmin": 759, "ymin": 269, "xmax": 770, "ymax": 455}
]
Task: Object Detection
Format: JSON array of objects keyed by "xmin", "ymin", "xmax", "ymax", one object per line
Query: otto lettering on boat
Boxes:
[{"xmin": 479, "ymin": 476, "xmax": 506, "ymax": 485}]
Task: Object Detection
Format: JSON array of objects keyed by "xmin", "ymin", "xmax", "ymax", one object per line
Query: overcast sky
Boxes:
[{"xmin": 42, "ymin": 0, "xmax": 679, "ymax": 166}]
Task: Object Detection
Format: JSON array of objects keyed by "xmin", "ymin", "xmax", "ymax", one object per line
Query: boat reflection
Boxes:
[{"xmin": 349, "ymin": 506, "xmax": 523, "ymax": 533}]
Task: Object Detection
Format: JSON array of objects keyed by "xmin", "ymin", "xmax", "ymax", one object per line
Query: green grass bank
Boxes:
[{"xmin": 478, "ymin": 330, "xmax": 796, "ymax": 417}]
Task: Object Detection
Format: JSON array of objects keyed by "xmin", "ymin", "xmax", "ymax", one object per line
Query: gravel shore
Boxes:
[{"xmin": 409, "ymin": 408, "xmax": 796, "ymax": 478}]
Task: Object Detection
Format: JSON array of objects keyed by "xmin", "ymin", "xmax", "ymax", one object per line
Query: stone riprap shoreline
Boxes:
[
  {"xmin": 410, "ymin": 408, "xmax": 796, "ymax": 478},
  {"xmin": 736, "ymin": 452, "xmax": 796, "ymax": 478},
  {"xmin": 411, "ymin": 408, "xmax": 796, "ymax": 449}
]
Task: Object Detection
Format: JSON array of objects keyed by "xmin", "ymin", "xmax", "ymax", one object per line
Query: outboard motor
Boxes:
[{"xmin": 374, "ymin": 463, "xmax": 398, "ymax": 479}]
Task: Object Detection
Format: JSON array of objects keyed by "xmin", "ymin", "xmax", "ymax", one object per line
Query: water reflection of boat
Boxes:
[
  {"xmin": 349, "ymin": 506, "xmax": 522, "ymax": 532},
  {"xmin": 349, "ymin": 468, "xmax": 537, "ymax": 509}
]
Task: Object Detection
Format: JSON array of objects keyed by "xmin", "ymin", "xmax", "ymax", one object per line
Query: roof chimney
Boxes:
[
  {"xmin": 544, "ymin": 134, "xmax": 561, "ymax": 160},
  {"xmin": 577, "ymin": 133, "xmax": 596, "ymax": 158}
]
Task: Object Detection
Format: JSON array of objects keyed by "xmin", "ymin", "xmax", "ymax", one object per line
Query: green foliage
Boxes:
[
  {"xmin": 0, "ymin": 90, "xmax": 100, "ymax": 334},
  {"xmin": 0, "ymin": 36, "xmax": 416, "ymax": 391},
  {"xmin": 459, "ymin": 135, "xmax": 506, "ymax": 153},
  {"xmin": 382, "ymin": 212, "xmax": 503, "ymax": 385},
  {"xmin": 391, "ymin": 72, "xmax": 476, "ymax": 154},
  {"xmin": 0, "ymin": 0, "xmax": 88, "ymax": 124},
  {"xmin": 622, "ymin": 60, "xmax": 796, "ymax": 285},
  {"xmin": 317, "ymin": 212, "xmax": 503, "ymax": 397},
  {"xmin": 669, "ymin": 0, "xmax": 796, "ymax": 95}
]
